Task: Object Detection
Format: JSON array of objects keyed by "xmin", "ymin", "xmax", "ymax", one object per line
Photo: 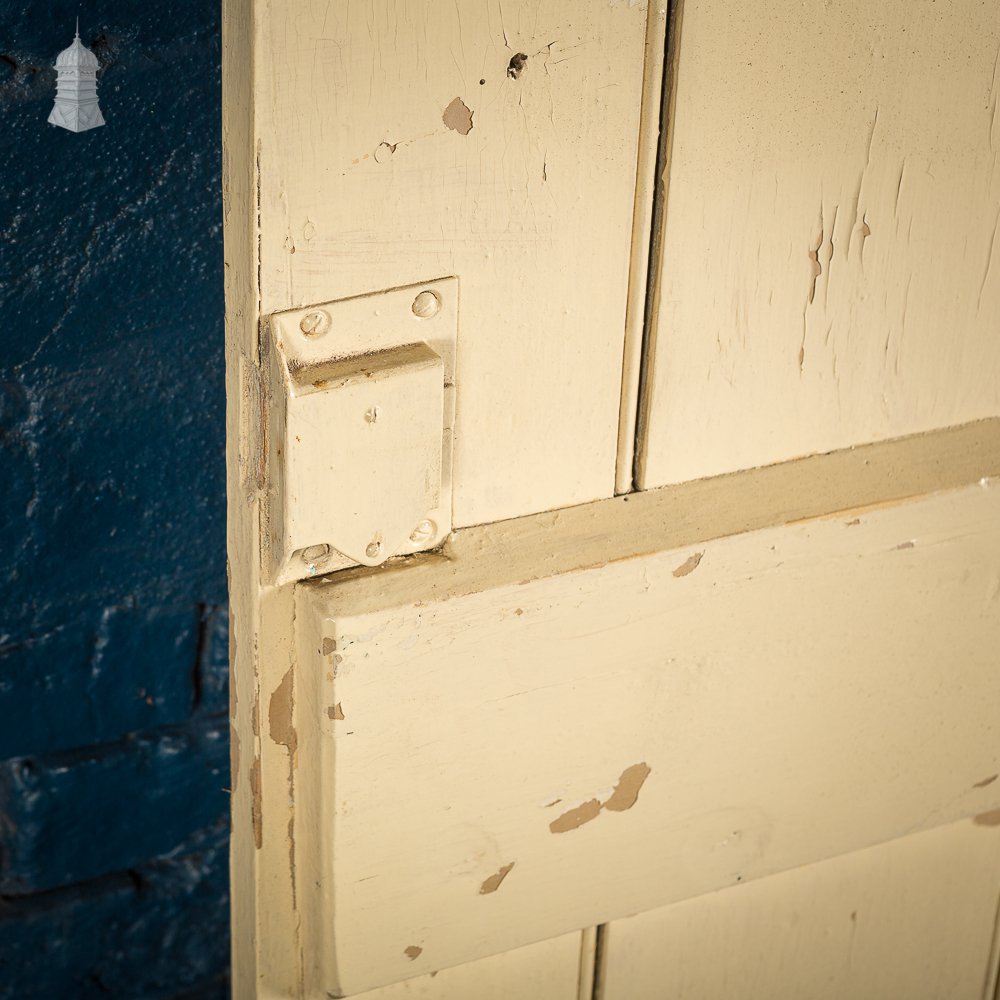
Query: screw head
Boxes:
[
  {"xmin": 409, "ymin": 519, "xmax": 436, "ymax": 545},
  {"xmin": 300, "ymin": 310, "xmax": 331, "ymax": 337},
  {"xmin": 411, "ymin": 290, "xmax": 441, "ymax": 319}
]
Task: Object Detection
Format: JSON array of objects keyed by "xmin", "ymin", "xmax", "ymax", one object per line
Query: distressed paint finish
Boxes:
[
  {"xmin": 638, "ymin": 0, "xmax": 1000, "ymax": 488},
  {"xmin": 252, "ymin": 0, "xmax": 653, "ymax": 526},
  {"xmin": 293, "ymin": 473, "xmax": 1000, "ymax": 996},
  {"xmin": 599, "ymin": 818, "xmax": 1000, "ymax": 999},
  {"xmin": 223, "ymin": 1, "xmax": 660, "ymax": 995}
]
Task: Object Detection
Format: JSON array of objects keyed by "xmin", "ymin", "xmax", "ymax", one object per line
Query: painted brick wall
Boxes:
[{"xmin": 0, "ymin": 2, "xmax": 228, "ymax": 996}]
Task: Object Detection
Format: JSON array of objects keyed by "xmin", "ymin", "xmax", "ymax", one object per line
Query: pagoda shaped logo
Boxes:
[{"xmin": 48, "ymin": 20, "xmax": 105, "ymax": 133}]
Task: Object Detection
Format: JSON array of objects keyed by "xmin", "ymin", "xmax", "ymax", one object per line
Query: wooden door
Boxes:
[{"xmin": 222, "ymin": 1, "xmax": 1000, "ymax": 997}]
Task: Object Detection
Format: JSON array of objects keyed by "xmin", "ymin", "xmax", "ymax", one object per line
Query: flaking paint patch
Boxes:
[
  {"xmin": 269, "ymin": 666, "xmax": 298, "ymax": 756},
  {"xmin": 974, "ymin": 808, "xmax": 1000, "ymax": 827},
  {"xmin": 673, "ymin": 551, "xmax": 704, "ymax": 577},
  {"xmin": 250, "ymin": 755, "xmax": 262, "ymax": 849},
  {"xmin": 975, "ymin": 774, "xmax": 999, "ymax": 788},
  {"xmin": 549, "ymin": 798, "xmax": 602, "ymax": 833},
  {"xmin": 443, "ymin": 97, "xmax": 473, "ymax": 135},
  {"xmin": 322, "ymin": 636, "xmax": 337, "ymax": 655},
  {"xmin": 404, "ymin": 946, "xmax": 423, "ymax": 961},
  {"xmin": 328, "ymin": 702, "xmax": 345, "ymax": 721},
  {"xmin": 479, "ymin": 862, "xmax": 515, "ymax": 894},
  {"xmin": 604, "ymin": 762, "xmax": 652, "ymax": 812}
]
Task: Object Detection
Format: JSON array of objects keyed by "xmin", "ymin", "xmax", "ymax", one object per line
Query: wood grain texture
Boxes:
[
  {"xmin": 293, "ymin": 477, "xmax": 1000, "ymax": 996},
  {"xmin": 638, "ymin": 0, "xmax": 1000, "ymax": 488},
  {"xmin": 254, "ymin": 0, "xmax": 653, "ymax": 526},
  {"xmin": 599, "ymin": 818, "xmax": 1000, "ymax": 1000}
]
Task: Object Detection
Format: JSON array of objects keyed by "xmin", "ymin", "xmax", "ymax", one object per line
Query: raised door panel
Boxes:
[
  {"xmin": 600, "ymin": 819, "xmax": 1000, "ymax": 1000},
  {"xmin": 638, "ymin": 0, "xmax": 1000, "ymax": 488},
  {"xmin": 285, "ymin": 454, "xmax": 1000, "ymax": 996}
]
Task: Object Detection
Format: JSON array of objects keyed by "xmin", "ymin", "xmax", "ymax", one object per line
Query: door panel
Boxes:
[
  {"xmin": 599, "ymin": 818, "xmax": 1000, "ymax": 1000},
  {"xmin": 289, "ymin": 468, "xmax": 1000, "ymax": 996},
  {"xmin": 637, "ymin": 0, "xmax": 1000, "ymax": 488},
  {"xmin": 224, "ymin": 0, "xmax": 1000, "ymax": 995},
  {"xmin": 354, "ymin": 930, "xmax": 587, "ymax": 1000},
  {"xmin": 250, "ymin": 0, "xmax": 656, "ymax": 526}
]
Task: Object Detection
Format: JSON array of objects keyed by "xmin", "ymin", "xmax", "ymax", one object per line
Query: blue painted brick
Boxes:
[
  {"xmin": 0, "ymin": 717, "xmax": 229, "ymax": 893},
  {"xmin": 0, "ymin": 825, "xmax": 229, "ymax": 1000},
  {"xmin": 0, "ymin": 602, "xmax": 201, "ymax": 759}
]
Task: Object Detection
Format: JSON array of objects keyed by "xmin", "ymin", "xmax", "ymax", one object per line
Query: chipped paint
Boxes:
[
  {"xmin": 250, "ymin": 755, "xmax": 262, "ymax": 849},
  {"xmin": 549, "ymin": 798, "xmax": 602, "ymax": 834},
  {"xmin": 269, "ymin": 666, "xmax": 298, "ymax": 755},
  {"xmin": 404, "ymin": 945, "xmax": 423, "ymax": 961},
  {"xmin": 479, "ymin": 862, "xmax": 515, "ymax": 895},
  {"xmin": 322, "ymin": 636, "xmax": 337, "ymax": 655},
  {"xmin": 506, "ymin": 53, "xmax": 528, "ymax": 79},
  {"xmin": 549, "ymin": 763, "xmax": 652, "ymax": 834},
  {"xmin": 328, "ymin": 703, "xmax": 345, "ymax": 721},
  {"xmin": 604, "ymin": 762, "xmax": 652, "ymax": 812},
  {"xmin": 673, "ymin": 552, "xmax": 704, "ymax": 577},
  {"xmin": 974, "ymin": 808, "xmax": 1000, "ymax": 827},
  {"xmin": 442, "ymin": 97, "xmax": 473, "ymax": 135}
]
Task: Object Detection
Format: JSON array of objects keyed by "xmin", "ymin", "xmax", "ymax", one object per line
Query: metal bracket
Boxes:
[{"xmin": 263, "ymin": 277, "xmax": 457, "ymax": 584}]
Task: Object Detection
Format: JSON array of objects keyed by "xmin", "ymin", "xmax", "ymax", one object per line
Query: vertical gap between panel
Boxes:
[
  {"xmin": 614, "ymin": 1, "xmax": 670, "ymax": 495},
  {"xmin": 590, "ymin": 924, "xmax": 608, "ymax": 1000},
  {"xmin": 576, "ymin": 926, "xmax": 598, "ymax": 1000},
  {"xmin": 631, "ymin": 0, "xmax": 685, "ymax": 493}
]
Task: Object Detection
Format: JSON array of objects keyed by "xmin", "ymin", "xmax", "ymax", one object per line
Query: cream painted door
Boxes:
[{"xmin": 223, "ymin": 2, "xmax": 1000, "ymax": 998}]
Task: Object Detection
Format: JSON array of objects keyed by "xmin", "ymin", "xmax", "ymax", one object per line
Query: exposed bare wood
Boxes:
[{"xmin": 293, "ymin": 474, "xmax": 1000, "ymax": 994}]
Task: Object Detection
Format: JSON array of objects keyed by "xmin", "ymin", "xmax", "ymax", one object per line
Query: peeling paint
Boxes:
[
  {"xmin": 250, "ymin": 755, "xmax": 262, "ymax": 849},
  {"xmin": 507, "ymin": 53, "xmax": 528, "ymax": 79},
  {"xmin": 442, "ymin": 97, "xmax": 473, "ymax": 135},
  {"xmin": 322, "ymin": 636, "xmax": 337, "ymax": 655},
  {"xmin": 673, "ymin": 551, "xmax": 704, "ymax": 577},
  {"xmin": 549, "ymin": 798, "xmax": 602, "ymax": 833},
  {"xmin": 479, "ymin": 861, "xmax": 515, "ymax": 894},
  {"xmin": 269, "ymin": 666, "xmax": 298, "ymax": 755},
  {"xmin": 328, "ymin": 702, "xmax": 345, "ymax": 721},
  {"xmin": 404, "ymin": 945, "xmax": 423, "ymax": 961},
  {"xmin": 604, "ymin": 762, "xmax": 652, "ymax": 812}
]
